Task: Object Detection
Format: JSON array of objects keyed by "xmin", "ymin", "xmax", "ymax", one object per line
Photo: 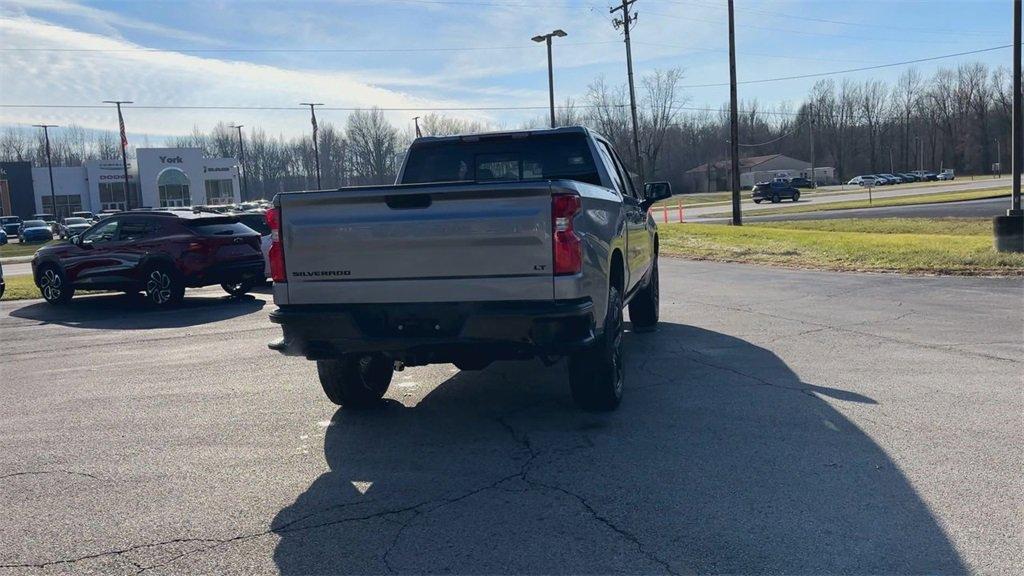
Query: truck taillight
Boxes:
[
  {"xmin": 266, "ymin": 207, "xmax": 286, "ymax": 283},
  {"xmin": 552, "ymin": 193, "xmax": 582, "ymax": 276}
]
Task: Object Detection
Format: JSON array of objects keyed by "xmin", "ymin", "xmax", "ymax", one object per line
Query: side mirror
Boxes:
[{"xmin": 642, "ymin": 181, "xmax": 672, "ymax": 209}]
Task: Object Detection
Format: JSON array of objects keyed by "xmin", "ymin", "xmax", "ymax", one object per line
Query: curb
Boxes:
[{"xmin": 0, "ymin": 256, "xmax": 33, "ymax": 264}]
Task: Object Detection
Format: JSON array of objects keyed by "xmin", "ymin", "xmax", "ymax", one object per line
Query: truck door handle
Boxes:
[{"xmin": 386, "ymin": 194, "xmax": 432, "ymax": 209}]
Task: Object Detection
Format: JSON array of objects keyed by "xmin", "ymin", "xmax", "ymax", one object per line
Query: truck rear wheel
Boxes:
[
  {"xmin": 568, "ymin": 285, "xmax": 623, "ymax": 411},
  {"xmin": 317, "ymin": 354, "xmax": 393, "ymax": 408},
  {"xmin": 628, "ymin": 258, "xmax": 659, "ymax": 331}
]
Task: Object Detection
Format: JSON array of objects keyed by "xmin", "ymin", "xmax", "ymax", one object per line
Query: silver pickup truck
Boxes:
[{"xmin": 267, "ymin": 127, "xmax": 671, "ymax": 411}]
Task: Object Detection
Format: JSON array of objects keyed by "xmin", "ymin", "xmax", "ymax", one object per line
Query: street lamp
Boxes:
[
  {"xmin": 229, "ymin": 124, "xmax": 249, "ymax": 200},
  {"xmin": 532, "ymin": 29, "xmax": 567, "ymax": 129},
  {"xmin": 32, "ymin": 124, "xmax": 58, "ymax": 219}
]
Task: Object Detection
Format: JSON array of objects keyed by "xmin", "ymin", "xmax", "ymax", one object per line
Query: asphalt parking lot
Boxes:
[{"xmin": 1, "ymin": 259, "xmax": 1021, "ymax": 575}]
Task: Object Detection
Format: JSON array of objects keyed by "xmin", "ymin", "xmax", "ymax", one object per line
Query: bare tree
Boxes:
[{"xmin": 346, "ymin": 108, "xmax": 400, "ymax": 185}]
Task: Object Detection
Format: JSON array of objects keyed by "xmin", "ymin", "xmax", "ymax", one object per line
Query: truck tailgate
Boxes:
[{"xmin": 279, "ymin": 182, "xmax": 553, "ymax": 304}]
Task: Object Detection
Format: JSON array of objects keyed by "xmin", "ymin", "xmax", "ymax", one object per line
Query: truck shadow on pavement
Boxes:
[
  {"xmin": 8, "ymin": 292, "xmax": 264, "ymax": 330},
  {"xmin": 270, "ymin": 322, "xmax": 964, "ymax": 575}
]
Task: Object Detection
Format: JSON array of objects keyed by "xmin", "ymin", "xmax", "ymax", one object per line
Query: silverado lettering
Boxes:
[{"xmin": 291, "ymin": 270, "xmax": 351, "ymax": 277}]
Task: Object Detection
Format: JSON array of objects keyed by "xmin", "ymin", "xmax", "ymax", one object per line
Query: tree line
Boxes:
[{"xmin": 0, "ymin": 61, "xmax": 1015, "ymax": 196}]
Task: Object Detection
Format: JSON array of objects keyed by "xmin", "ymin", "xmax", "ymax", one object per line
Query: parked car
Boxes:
[
  {"xmin": 72, "ymin": 211, "xmax": 97, "ymax": 222},
  {"xmin": 897, "ymin": 173, "xmax": 920, "ymax": 182},
  {"xmin": 0, "ymin": 229, "xmax": 7, "ymax": 245},
  {"xmin": 848, "ymin": 175, "xmax": 883, "ymax": 186},
  {"xmin": 268, "ymin": 127, "xmax": 669, "ymax": 411},
  {"xmin": 19, "ymin": 220, "xmax": 53, "ymax": 243},
  {"xmin": 31, "ymin": 211, "xmax": 265, "ymax": 307},
  {"xmin": 59, "ymin": 217, "xmax": 93, "ymax": 240},
  {"xmin": 789, "ymin": 177, "xmax": 816, "ymax": 189},
  {"xmin": 937, "ymin": 170, "xmax": 955, "ymax": 181},
  {"xmin": 1, "ymin": 216, "xmax": 22, "ymax": 237},
  {"xmin": 0, "ymin": 260, "xmax": 5, "ymax": 300},
  {"xmin": 32, "ymin": 213, "xmax": 59, "ymax": 235},
  {"xmin": 914, "ymin": 171, "xmax": 939, "ymax": 181},
  {"xmin": 234, "ymin": 211, "xmax": 272, "ymax": 279},
  {"xmin": 752, "ymin": 180, "xmax": 801, "ymax": 203}
]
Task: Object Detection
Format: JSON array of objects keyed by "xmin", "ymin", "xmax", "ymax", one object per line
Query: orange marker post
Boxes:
[{"xmin": 678, "ymin": 200, "xmax": 683, "ymax": 223}]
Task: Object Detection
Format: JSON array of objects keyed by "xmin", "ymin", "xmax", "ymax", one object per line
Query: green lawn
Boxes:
[
  {"xmin": 659, "ymin": 217, "xmax": 1024, "ymax": 275},
  {"xmin": 702, "ymin": 188, "xmax": 1010, "ymax": 218},
  {"xmin": 0, "ymin": 240, "xmax": 54, "ymax": 258},
  {"xmin": 0, "ymin": 275, "xmax": 39, "ymax": 301}
]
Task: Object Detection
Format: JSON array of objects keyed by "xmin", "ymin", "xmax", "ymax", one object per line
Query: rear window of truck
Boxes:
[{"xmin": 401, "ymin": 133, "xmax": 601, "ymax": 186}]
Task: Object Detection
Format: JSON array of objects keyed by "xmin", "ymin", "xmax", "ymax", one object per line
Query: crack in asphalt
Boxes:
[
  {"xmin": 0, "ymin": 469, "xmax": 99, "ymax": 481},
  {"xmin": 688, "ymin": 298, "xmax": 1019, "ymax": 364}
]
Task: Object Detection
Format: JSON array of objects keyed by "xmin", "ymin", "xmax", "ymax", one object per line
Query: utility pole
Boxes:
[
  {"xmin": 301, "ymin": 102, "xmax": 323, "ymax": 189},
  {"xmin": 413, "ymin": 116, "xmax": 422, "ymax": 138},
  {"xmin": 32, "ymin": 124, "xmax": 58, "ymax": 218},
  {"xmin": 994, "ymin": 0, "xmax": 1022, "ymax": 252},
  {"xmin": 610, "ymin": 0, "xmax": 644, "ymax": 185},
  {"xmin": 915, "ymin": 136, "xmax": 923, "ymax": 171},
  {"xmin": 533, "ymin": 29, "xmax": 567, "ymax": 128},
  {"xmin": 809, "ymin": 103, "xmax": 816, "ymax": 187},
  {"xmin": 229, "ymin": 124, "xmax": 248, "ymax": 201},
  {"xmin": 104, "ymin": 100, "xmax": 133, "ymax": 210},
  {"xmin": 726, "ymin": 0, "xmax": 742, "ymax": 225},
  {"xmin": 995, "ymin": 138, "xmax": 1002, "ymax": 178}
]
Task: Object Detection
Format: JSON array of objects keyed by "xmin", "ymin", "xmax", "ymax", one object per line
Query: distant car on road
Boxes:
[
  {"xmin": 19, "ymin": 220, "xmax": 53, "ymax": 243},
  {"xmin": 59, "ymin": 217, "xmax": 93, "ymax": 240},
  {"xmin": 1, "ymin": 216, "xmax": 22, "ymax": 237},
  {"xmin": 848, "ymin": 175, "xmax": 883, "ymax": 186},
  {"xmin": 789, "ymin": 177, "xmax": 816, "ymax": 189},
  {"xmin": 753, "ymin": 180, "xmax": 801, "ymax": 203},
  {"xmin": 31, "ymin": 211, "xmax": 265, "ymax": 307}
]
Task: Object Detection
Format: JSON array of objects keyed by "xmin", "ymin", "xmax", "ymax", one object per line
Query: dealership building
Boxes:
[{"xmin": 0, "ymin": 148, "xmax": 240, "ymax": 219}]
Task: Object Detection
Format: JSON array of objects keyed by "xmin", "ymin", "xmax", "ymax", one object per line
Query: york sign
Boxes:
[{"xmin": 159, "ymin": 156, "xmax": 184, "ymax": 164}]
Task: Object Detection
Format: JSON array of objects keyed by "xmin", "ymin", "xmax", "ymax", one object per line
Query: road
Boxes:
[
  {"xmin": 1, "ymin": 261, "xmax": 1021, "ymax": 574},
  {"xmin": 701, "ymin": 196, "xmax": 1013, "ymax": 224},
  {"xmin": 649, "ymin": 177, "xmax": 1012, "ymax": 223}
]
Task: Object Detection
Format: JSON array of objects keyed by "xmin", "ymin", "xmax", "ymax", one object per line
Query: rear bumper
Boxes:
[
  {"xmin": 268, "ymin": 298, "xmax": 596, "ymax": 361},
  {"xmin": 184, "ymin": 258, "xmax": 264, "ymax": 287}
]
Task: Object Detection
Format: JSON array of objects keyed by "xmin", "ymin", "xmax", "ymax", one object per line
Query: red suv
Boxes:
[{"xmin": 31, "ymin": 210, "xmax": 265, "ymax": 307}]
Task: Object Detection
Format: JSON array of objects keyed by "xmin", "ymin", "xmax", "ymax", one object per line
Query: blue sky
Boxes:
[{"xmin": 0, "ymin": 0, "xmax": 1014, "ymax": 143}]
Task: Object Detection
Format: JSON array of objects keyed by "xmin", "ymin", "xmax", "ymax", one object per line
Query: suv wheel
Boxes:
[
  {"xmin": 38, "ymin": 265, "xmax": 74, "ymax": 305},
  {"xmin": 145, "ymin": 265, "xmax": 185, "ymax": 307},
  {"xmin": 317, "ymin": 354, "xmax": 394, "ymax": 408},
  {"xmin": 628, "ymin": 258, "xmax": 659, "ymax": 331},
  {"xmin": 771, "ymin": 193, "xmax": 781, "ymax": 203},
  {"xmin": 792, "ymin": 191, "xmax": 801, "ymax": 202},
  {"xmin": 221, "ymin": 280, "xmax": 254, "ymax": 297},
  {"xmin": 568, "ymin": 285, "xmax": 624, "ymax": 411}
]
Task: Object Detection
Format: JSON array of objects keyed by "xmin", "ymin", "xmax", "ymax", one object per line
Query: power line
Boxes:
[
  {"xmin": 654, "ymin": 0, "xmax": 1001, "ymax": 37},
  {"xmin": 678, "ymin": 45, "xmax": 1012, "ymax": 88},
  {"xmin": 0, "ymin": 41, "xmax": 619, "ymax": 54},
  {"xmin": 644, "ymin": 10, "xmax": 1002, "ymax": 45}
]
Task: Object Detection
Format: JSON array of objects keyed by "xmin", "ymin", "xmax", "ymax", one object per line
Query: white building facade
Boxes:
[{"xmin": 31, "ymin": 148, "xmax": 240, "ymax": 217}]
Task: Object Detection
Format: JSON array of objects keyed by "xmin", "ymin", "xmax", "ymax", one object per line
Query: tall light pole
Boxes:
[
  {"xmin": 32, "ymin": 124, "xmax": 58, "ymax": 218},
  {"xmin": 611, "ymin": 0, "xmax": 644, "ymax": 184},
  {"xmin": 103, "ymin": 100, "xmax": 134, "ymax": 210},
  {"xmin": 726, "ymin": 0, "xmax": 742, "ymax": 225},
  {"xmin": 915, "ymin": 136, "xmax": 923, "ymax": 171},
  {"xmin": 300, "ymin": 102, "xmax": 323, "ymax": 189},
  {"xmin": 230, "ymin": 124, "xmax": 248, "ymax": 201},
  {"xmin": 994, "ymin": 0, "xmax": 1021, "ymax": 252},
  {"xmin": 413, "ymin": 116, "xmax": 422, "ymax": 138},
  {"xmin": 532, "ymin": 29, "xmax": 567, "ymax": 129}
]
